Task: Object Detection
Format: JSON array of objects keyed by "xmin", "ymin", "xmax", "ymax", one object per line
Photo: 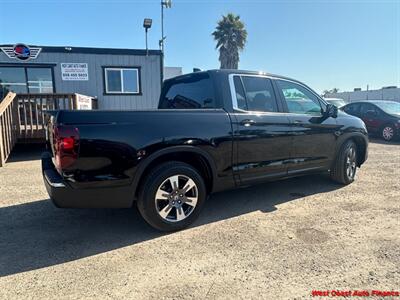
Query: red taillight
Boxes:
[{"xmin": 53, "ymin": 125, "xmax": 79, "ymax": 171}]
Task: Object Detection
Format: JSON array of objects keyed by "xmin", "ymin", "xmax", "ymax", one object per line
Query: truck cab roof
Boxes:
[{"xmin": 165, "ymin": 69, "xmax": 301, "ymax": 85}]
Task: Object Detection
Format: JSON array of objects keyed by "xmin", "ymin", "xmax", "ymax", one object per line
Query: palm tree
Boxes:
[
  {"xmin": 322, "ymin": 90, "xmax": 330, "ymax": 97},
  {"xmin": 212, "ymin": 13, "xmax": 247, "ymax": 69},
  {"xmin": 322, "ymin": 88, "xmax": 340, "ymax": 97}
]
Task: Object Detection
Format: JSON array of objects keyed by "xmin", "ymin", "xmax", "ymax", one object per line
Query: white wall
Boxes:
[
  {"xmin": 164, "ymin": 67, "xmax": 182, "ymax": 80},
  {"xmin": 327, "ymin": 88, "xmax": 400, "ymax": 103}
]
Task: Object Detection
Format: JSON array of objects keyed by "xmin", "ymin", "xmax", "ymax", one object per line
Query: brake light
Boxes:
[{"xmin": 53, "ymin": 125, "xmax": 80, "ymax": 171}]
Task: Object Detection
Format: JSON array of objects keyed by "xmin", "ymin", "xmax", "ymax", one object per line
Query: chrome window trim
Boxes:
[
  {"xmin": 228, "ymin": 73, "xmax": 279, "ymax": 114},
  {"xmin": 228, "ymin": 73, "xmax": 326, "ymax": 114}
]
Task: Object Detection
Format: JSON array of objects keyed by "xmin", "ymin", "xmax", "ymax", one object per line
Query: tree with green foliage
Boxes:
[{"xmin": 212, "ymin": 13, "xmax": 247, "ymax": 69}]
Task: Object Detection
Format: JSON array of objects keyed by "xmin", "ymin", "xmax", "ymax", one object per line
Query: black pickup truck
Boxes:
[{"xmin": 42, "ymin": 69, "xmax": 368, "ymax": 231}]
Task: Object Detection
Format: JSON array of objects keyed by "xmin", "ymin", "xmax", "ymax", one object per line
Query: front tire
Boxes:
[
  {"xmin": 330, "ymin": 140, "xmax": 358, "ymax": 185},
  {"xmin": 137, "ymin": 161, "xmax": 206, "ymax": 232},
  {"xmin": 381, "ymin": 124, "xmax": 395, "ymax": 141}
]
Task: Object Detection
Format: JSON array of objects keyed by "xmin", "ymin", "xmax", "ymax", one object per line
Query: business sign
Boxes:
[
  {"xmin": 75, "ymin": 94, "xmax": 92, "ymax": 110},
  {"xmin": 61, "ymin": 63, "xmax": 89, "ymax": 81},
  {"xmin": 0, "ymin": 44, "xmax": 41, "ymax": 61}
]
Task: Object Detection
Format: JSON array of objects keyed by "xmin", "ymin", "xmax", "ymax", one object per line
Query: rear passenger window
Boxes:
[
  {"xmin": 360, "ymin": 104, "xmax": 377, "ymax": 116},
  {"xmin": 233, "ymin": 76, "xmax": 278, "ymax": 112},
  {"xmin": 159, "ymin": 73, "xmax": 215, "ymax": 109}
]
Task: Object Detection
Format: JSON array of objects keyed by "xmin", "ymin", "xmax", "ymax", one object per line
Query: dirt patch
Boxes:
[
  {"xmin": 295, "ymin": 227, "xmax": 330, "ymax": 244},
  {"xmin": 376, "ymin": 241, "xmax": 400, "ymax": 269},
  {"xmin": 341, "ymin": 202, "xmax": 369, "ymax": 212}
]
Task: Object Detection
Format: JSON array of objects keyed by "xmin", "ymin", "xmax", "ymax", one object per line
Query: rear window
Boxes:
[
  {"xmin": 344, "ymin": 103, "xmax": 361, "ymax": 116},
  {"xmin": 159, "ymin": 73, "xmax": 216, "ymax": 109}
]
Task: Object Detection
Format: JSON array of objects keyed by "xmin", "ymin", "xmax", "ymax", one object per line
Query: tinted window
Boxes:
[
  {"xmin": 233, "ymin": 76, "xmax": 278, "ymax": 112},
  {"xmin": 0, "ymin": 67, "xmax": 55, "ymax": 99},
  {"xmin": 0, "ymin": 67, "xmax": 27, "ymax": 98},
  {"xmin": 233, "ymin": 76, "xmax": 247, "ymax": 110},
  {"xmin": 106, "ymin": 70, "xmax": 122, "ymax": 92},
  {"xmin": 344, "ymin": 103, "xmax": 361, "ymax": 116},
  {"xmin": 360, "ymin": 103, "xmax": 378, "ymax": 116},
  {"xmin": 276, "ymin": 80, "xmax": 322, "ymax": 115},
  {"xmin": 159, "ymin": 73, "xmax": 215, "ymax": 109}
]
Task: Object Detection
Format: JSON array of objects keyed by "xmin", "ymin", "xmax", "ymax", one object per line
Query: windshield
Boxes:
[{"xmin": 372, "ymin": 101, "xmax": 400, "ymax": 114}]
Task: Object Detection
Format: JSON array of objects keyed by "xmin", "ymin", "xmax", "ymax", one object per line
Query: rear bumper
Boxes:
[{"xmin": 42, "ymin": 152, "xmax": 134, "ymax": 208}]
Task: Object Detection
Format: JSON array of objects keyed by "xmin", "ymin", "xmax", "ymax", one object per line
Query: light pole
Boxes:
[
  {"xmin": 160, "ymin": 0, "xmax": 172, "ymax": 54},
  {"xmin": 143, "ymin": 18, "xmax": 152, "ymax": 56},
  {"xmin": 160, "ymin": 0, "xmax": 172, "ymax": 80}
]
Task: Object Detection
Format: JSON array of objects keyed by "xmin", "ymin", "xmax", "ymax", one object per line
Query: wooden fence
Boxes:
[
  {"xmin": 0, "ymin": 92, "xmax": 18, "ymax": 167},
  {"xmin": 0, "ymin": 92, "xmax": 98, "ymax": 166}
]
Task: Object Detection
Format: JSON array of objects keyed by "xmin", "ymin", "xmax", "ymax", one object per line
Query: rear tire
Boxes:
[
  {"xmin": 137, "ymin": 161, "xmax": 206, "ymax": 232},
  {"xmin": 330, "ymin": 140, "xmax": 357, "ymax": 185},
  {"xmin": 381, "ymin": 124, "xmax": 395, "ymax": 141}
]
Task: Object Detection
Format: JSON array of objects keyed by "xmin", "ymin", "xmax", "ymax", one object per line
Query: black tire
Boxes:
[
  {"xmin": 381, "ymin": 124, "xmax": 395, "ymax": 141},
  {"xmin": 137, "ymin": 161, "xmax": 207, "ymax": 232},
  {"xmin": 330, "ymin": 140, "xmax": 358, "ymax": 185}
]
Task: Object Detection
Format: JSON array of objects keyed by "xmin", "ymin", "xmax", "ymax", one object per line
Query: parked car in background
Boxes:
[
  {"xmin": 342, "ymin": 100, "xmax": 400, "ymax": 141},
  {"xmin": 42, "ymin": 70, "xmax": 369, "ymax": 231},
  {"xmin": 324, "ymin": 98, "xmax": 347, "ymax": 108}
]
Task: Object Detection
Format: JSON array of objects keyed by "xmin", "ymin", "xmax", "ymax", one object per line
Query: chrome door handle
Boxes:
[{"xmin": 240, "ymin": 119, "xmax": 256, "ymax": 126}]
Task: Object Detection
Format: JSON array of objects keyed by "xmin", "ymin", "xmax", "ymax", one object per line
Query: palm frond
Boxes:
[{"xmin": 212, "ymin": 13, "xmax": 247, "ymax": 69}]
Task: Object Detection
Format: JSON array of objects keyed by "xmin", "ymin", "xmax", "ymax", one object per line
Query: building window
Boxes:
[
  {"xmin": 104, "ymin": 67, "xmax": 140, "ymax": 94},
  {"xmin": 0, "ymin": 67, "xmax": 27, "ymax": 96},
  {"xmin": 27, "ymin": 68, "xmax": 53, "ymax": 93},
  {"xmin": 0, "ymin": 66, "xmax": 54, "ymax": 99}
]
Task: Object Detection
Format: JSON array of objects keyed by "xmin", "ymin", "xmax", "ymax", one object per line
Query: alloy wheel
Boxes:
[
  {"xmin": 346, "ymin": 146, "xmax": 357, "ymax": 179},
  {"xmin": 155, "ymin": 174, "xmax": 198, "ymax": 222}
]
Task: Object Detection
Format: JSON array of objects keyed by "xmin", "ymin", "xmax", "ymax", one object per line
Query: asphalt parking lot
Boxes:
[{"xmin": 0, "ymin": 140, "xmax": 399, "ymax": 299}]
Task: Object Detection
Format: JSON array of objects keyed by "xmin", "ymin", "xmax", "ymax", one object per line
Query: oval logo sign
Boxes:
[{"xmin": 13, "ymin": 43, "xmax": 31, "ymax": 60}]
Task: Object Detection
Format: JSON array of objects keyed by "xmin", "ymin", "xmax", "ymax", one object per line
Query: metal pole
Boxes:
[
  {"xmin": 145, "ymin": 28, "xmax": 148, "ymax": 56},
  {"xmin": 161, "ymin": 1, "xmax": 164, "ymax": 54},
  {"xmin": 160, "ymin": 1, "xmax": 165, "ymax": 82}
]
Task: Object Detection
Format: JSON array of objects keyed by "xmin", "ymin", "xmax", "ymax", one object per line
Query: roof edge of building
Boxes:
[{"xmin": 0, "ymin": 44, "xmax": 162, "ymax": 56}]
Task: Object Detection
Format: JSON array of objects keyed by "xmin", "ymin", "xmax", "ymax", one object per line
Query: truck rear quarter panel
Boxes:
[{"xmin": 56, "ymin": 109, "xmax": 234, "ymax": 192}]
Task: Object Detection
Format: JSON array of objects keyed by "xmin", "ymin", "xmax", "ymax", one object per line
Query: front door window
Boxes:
[{"xmin": 276, "ymin": 80, "xmax": 322, "ymax": 115}]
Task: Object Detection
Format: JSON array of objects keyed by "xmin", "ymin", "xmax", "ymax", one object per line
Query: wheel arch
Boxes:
[
  {"xmin": 335, "ymin": 133, "xmax": 368, "ymax": 167},
  {"xmin": 132, "ymin": 146, "xmax": 217, "ymax": 200}
]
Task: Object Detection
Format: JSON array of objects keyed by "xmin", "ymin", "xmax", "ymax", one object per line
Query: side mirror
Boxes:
[{"xmin": 325, "ymin": 104, "xmax": 338, "ymax": 118}]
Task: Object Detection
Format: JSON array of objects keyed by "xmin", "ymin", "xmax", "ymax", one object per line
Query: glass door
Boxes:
[
  {"xmin": 0, "ymin": 67, "xmax": 27, "ymax": 99},
  {"xmin": 27, "ymin": 68, "xmax": 54, "ymax": 93}
]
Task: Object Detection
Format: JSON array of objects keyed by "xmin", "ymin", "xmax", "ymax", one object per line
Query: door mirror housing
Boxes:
[{"xmin": 324, "ymin": 103, "xmax": 338, "ymax": 118}]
